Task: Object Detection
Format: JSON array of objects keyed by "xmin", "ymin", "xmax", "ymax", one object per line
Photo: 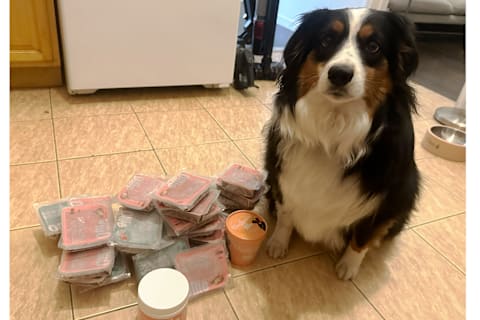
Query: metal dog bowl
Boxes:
[
  {"xmin": 434, "ymin": 107, "xmax": 466, "ymax": 131},
  {"xmin": 422, "ymin": 125, "xmax": 465, "ymax": 162}
]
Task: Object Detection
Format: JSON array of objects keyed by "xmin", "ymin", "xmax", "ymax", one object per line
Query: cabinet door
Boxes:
[{"xmin": 10, "ymin": 0, "xmax": 60, "ymax": 67}]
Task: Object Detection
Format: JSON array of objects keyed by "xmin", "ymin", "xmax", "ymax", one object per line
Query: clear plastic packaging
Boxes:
[
  {"xmin": 117, "ymin": 174, "xmax": 166, "ymax": 212},
  {"xmin": 69, "ymin": 194, "xmax": 113, "ymax": 207},
  {"xmin": 34, "ymin": 199, "xmax": 70, "ymax": 237},
  {"xmin": 189, "ymin": 229, "xmax": 225, "ymax": 246},
  {"xmin": 152, "ymin": 172, "xmax": 211, "ymax": 211},
  {"xmin": 216, "ymin": 164, "xmax": 264, "ymax": 198},
  {"xmin": 217, "ymin": 186, "xmax": 265, "ymax": 210},
  {"xmin": 132, "ymin": 238, "xmax": 190, "ymax": 282},
  {"xmin": 187, "ymin": 215, "xmax": 226, "ymax": 238},
  {"xmin": 74, "ymin": 252, "xmax": 131, "ymax": 291},
  {"xmin": 57, "ymin": 245, "xmax": 115, "ymax": 280},
  {"xmin": 60, "ymin": 203, "xmax": 114, "ymax": 251},
  {"xmin": 112, "ymin": 207, "xmax": 173, "ymax": 254},
  {"xmin": 174, "ymin": 242, "xmax": 230, "ymax": 297}
]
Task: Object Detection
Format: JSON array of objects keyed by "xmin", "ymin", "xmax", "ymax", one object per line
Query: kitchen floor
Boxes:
[{"xmin": 10, "ymin": 81, "xmax": 465, "ymax": 320}]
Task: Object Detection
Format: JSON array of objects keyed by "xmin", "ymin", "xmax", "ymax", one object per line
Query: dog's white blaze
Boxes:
[{"xmin": 317, "ymin": 8, "xmax": 370, "ymax": 102}]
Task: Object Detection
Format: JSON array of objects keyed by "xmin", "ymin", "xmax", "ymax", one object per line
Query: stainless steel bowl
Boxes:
[
  {"xmin": 430, "ymin": 125, "xmax": 466, "ymax": 146},
  {"xmin": 434, "ymin": 107, "xmax": 466, "ymax": 131}
]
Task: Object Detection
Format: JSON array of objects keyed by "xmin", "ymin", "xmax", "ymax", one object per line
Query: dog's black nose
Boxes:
[{"xmin": 328, "ymin": 65, "xmax": 354, "ymax": 87}]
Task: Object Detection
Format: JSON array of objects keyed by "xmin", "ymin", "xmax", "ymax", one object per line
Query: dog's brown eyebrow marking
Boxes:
[
  {"xmin": 331, "ymin": 20, "xmax": 345, "ymax": 33},
  {"xmin": 358, "ymin": 23, "xmax": 374, "ymax": 39}
]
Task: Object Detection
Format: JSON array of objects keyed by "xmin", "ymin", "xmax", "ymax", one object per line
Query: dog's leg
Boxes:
[
  {"xmin": 335, "ymin": 240, "xmax": 368, "ymax": 280},
  {"xmin": 266, "ymin": 203, "xmax": 293, "ymax": 258},
  {"xmin": 336, "ymin": 219, "xmax": 397, "ymax": 280}
]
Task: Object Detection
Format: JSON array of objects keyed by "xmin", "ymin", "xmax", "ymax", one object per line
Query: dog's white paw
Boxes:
[
  {"xmin": 335, "ymin": 258, "xmax": 360, "ymax": 281},
  {"xmin": 266, "ymin": 237, "xmax": 289, "ymax": 259}
]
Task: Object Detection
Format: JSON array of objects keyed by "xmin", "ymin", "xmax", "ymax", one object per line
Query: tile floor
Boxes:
[{"xmin": 10, "ymin": 81, "xmax": 465, "ymax": 319}]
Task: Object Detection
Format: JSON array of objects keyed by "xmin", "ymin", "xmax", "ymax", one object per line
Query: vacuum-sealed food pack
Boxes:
[
  {"xmin": 158, "ymin": 189, "xmax": 219, "ymax": 223},
  {"xmin": 152, "ymin": 172, "xmax": 211, "ymax": 210},
  {"xmin": 117, "ymin": 174, "xmax": 165, "ymax": 211},
  {"xmin": 174, "ymin": 242, "xmax": 230, "ymax": 297},
  {"xmin": 57, "ymin": 245, "xmax": 115, "ymax": 280},
  {"xmin": 132, "ymin": 238, "xmax": 189, "ymax": 282},
  {"xmin": 189, "ymin": 229, "xmax": 225, "ymax": 246},
  {"xmin": 188, "ymin": 214, "xmax": 226, "ymax": 238},
  {"xmin": 69, "ymin": 195, "xmax": 113, "ymax": 207},
  {"xmin": 74, "ymin": 253, "xmax": 131, "ymax": 291},
  {"xmin": 216, "ymin": 164, "xmax": 264, "ymax": 198},
  {"xmin": 60, "ymin": 203, "xmax": 114, "ymax": 251},
  {"xmin": 112, "ymin": 207, "xmax": 173, "ymax": 253},
  {"xmin": 217, "ymin": 186, "xmax": 265, "ymax": 210},
  {"xmin": 34, "ymin": 199, "xmax": 70, "ymax": 237}
]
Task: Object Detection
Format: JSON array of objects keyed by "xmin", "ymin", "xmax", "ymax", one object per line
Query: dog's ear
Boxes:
[
  {"xmin": 392, "ymin": 13, "xmax": 419, "ymax": 79},
  {"xmin": 283, "ymin": 10, "xmax": 325, "ymax": 69}
]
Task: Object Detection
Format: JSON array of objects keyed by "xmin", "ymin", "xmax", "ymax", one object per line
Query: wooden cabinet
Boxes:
[{"xmin": 10, "ymin": 0, "xmax": 62, "ymax": 87}]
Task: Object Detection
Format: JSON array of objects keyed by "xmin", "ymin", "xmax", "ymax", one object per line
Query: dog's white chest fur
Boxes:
[{"xmin": 278, "ymin": 141, "xmax": 380, "ymax": 251}]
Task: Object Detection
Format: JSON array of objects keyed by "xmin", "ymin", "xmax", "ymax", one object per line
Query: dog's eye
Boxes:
[
  {"xmin": 320, "ymin": 35, "xmax": 333, "ymax": 48},
  {"xmin": 366, "ymin": 41, "xmax": 380, "ymax": 54}
]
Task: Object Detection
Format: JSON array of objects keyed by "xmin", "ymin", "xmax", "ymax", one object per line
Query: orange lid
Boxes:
[{"xmin": 226, "ymin": 210, "xmax": 267, "ymax": 241}]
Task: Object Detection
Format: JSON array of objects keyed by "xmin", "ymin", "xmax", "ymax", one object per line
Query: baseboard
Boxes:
[{"xmin": 10, "ymin": 66, "xmax": 63, "ymax": 88}]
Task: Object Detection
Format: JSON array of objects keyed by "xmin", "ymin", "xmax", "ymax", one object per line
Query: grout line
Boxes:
[
  {"xmin": 199, "ymin": 105, "xmax": 235, "ymax": 142},
  {"xmin": 55, "ymin": 149, "xmax": 155, "ymax": 162},
  {"xmin": 324, "ymin": 255, "xmax": 387, "ymax": 320},
  {"xmin": 75, "ymin": 303, "xmax": 138, "ymax": 320},
  {"xmin": 408, "ymin": 211, "xmax": 465, "ymax": 229},
  {"xmin": 232, "ymin": 251, "xmax": 326, "ymax": 279},
  {"xmin": 49, "ymin": 89, "xmax": 63, "ymax": 197},
  {"xmin": 223, "ymin": 290, "xmax": 240, "ymax": 320},
  {"xmin": 131, "ymin": 108, "xmax": 168, "ymax": 175},
  {"xmin": 10, "ymin": 224, "xmax": 41, "ymax": 231},
  {"xmin": 230, "ymin": 140, "xmax": 257, "ymax": 169},
  {"xmin": 10, "ymin": 159, "xmax": 57, "ymax": 167},
  {"xmin": 69, "ymin": 284, "xmax": 75, "ymax": 320},
  {"xmin": 412, "ymin": 228, "xmax": 466, "ymax": 275},
  {"xmin": 351, "ymin": 281, "xmax": 386, "ymax": 320}
]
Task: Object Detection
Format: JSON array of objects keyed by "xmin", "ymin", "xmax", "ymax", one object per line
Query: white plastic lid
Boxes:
[{"xmin": 138, "ymin": 268, "xmax": 190, "ymax": 319}]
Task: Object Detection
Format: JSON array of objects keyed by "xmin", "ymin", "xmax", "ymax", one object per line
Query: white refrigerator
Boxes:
[{"xmin": 57, "ymin": 0, "xmax": 241, "ymax": 94}]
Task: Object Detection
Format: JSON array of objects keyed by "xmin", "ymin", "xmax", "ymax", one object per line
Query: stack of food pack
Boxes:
[
  {"xmin": 216, "ymin": 164, "xmax": 266, "ymax": 211},
  {"xmin": 35, "ymin": 195, "xmax": 131, "ymax": 290},
  {"xmin": 34, "ymin": 164, "xmax": 265, "ymax": 297}
]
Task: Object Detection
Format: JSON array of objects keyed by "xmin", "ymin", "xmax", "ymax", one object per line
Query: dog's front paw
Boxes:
[
  {"xmin": 266, "ymin": 237, "xmax": 289, "ymax": 259},
  {"xmin": 335, "ymin": 256, "xmax": 361, "ymax": 281}
]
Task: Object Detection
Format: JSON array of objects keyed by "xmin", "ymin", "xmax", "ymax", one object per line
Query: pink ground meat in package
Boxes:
[{"xmin": 117, "ymin": 174, "xmax": 166, "ymax": 211}]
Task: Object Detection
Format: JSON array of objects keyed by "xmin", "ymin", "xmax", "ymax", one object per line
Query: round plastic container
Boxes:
[
  {"xmin": 137, "ymin": 268, "xmax": 190, "ymax": 320},
  {"xmin": 225, "ymin": 210, "xmax": 268, "ymax": 266}
]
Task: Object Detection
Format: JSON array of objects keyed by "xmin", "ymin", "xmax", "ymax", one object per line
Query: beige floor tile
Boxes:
[
  {"xmin": 417, "ymin": 157, "xmax": 465, "ymax": 198},
  {"xmin": 10, "ymin": 228, "xmax": 72, "ymax": 320},
  {"xmin": 58, "ymin": 151, "xmax": 164, "ymax": 197},
  {"xmin": 234, "ymin": 138, "xmax": 265, "ymax": 169},
  {"xmin": 413, "ymin": 120, "xmax": 435, "ymax": 160},
  {"xmin": 414, "ymin": 214, "xmax": 465, "ymax": 272},
  {"xmin": 54, "ymin": 114, "xmax": 151, "ymax": 159},
  {"xmin": 195, "ymin": 86, "xmax": 260, "ymax": 108},
  {"xmin": 226, "ymin": 254, "xmax": 381, "ymax": 320},
  {"xmin": 50, "ymin": 87, "xmax": 133, "ymax": 118},
  {"xmin": 231, "ymin": 231, "xmax": 323, "ymax": 278},
  {"xmin": 411, "ymin": 82, "xmax": 455, "ymax": 121},
  {"xmin": 410, "ymin": 175, "xmax": 464, "ymax": 227},
  {"xmin": 250, "ymin": 80, "xmax": 278, "ymax": 105},
  {"xmin": 10, "ymin": 162, "xmax": 59, "ymax": 228},
  {"xmin": 207, "ymin": 104, "xmax": 270, "ymax": 140},
  {"xmin": 138, "ymin": 109, "xmax": 228, "ymax": 148},
  {"xmin": 89, "ymin": 291, "xmax": 237, "ymax": 320},
  {"xmin": 10, "ymin": 89, "xmax": 51, "ymax": 121},
  {"xmin": 72, "ymin": 277, "xmax": 137, "ymax": 319},
  {"xmin": 128, "ymin": 86, "xmax": 204, "ymax": 113},
  {"xmin": 157, "ymin": 142, "xmax": 251, "ymax": 176},
  {"xmin": 353, "ymin": 230, "xmax": 465, "ymax": 320},
  {"xmin": 10, "ymin": 120, "xmax": 56, "ymax": 164}
]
